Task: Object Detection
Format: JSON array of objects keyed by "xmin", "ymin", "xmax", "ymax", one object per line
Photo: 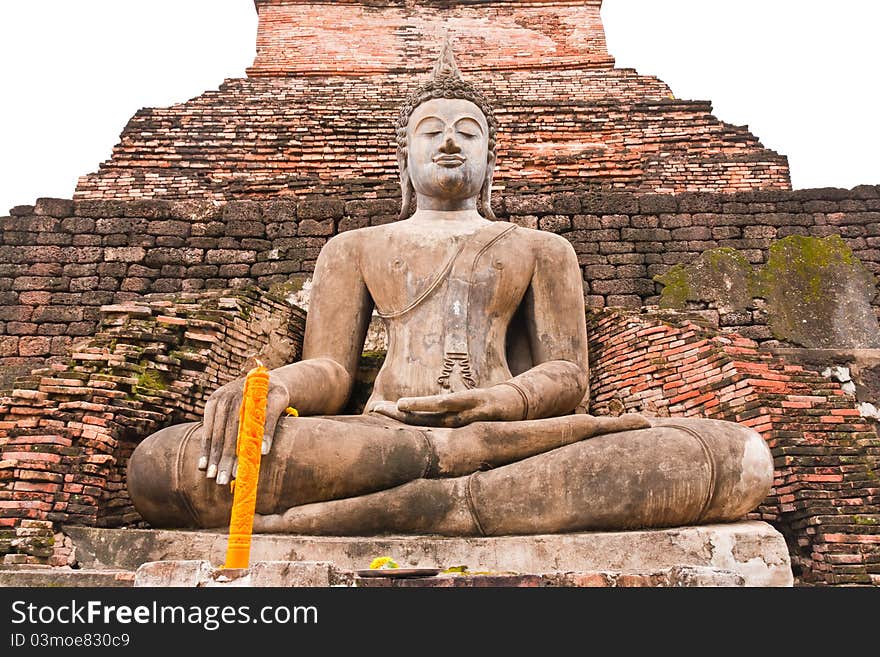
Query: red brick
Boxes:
[{"xmin": 18, "ymin": 337, "xmax": 51, "ymax": 357}]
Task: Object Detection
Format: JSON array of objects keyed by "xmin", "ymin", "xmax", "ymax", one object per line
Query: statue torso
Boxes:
[{"xmin": 355, "ymin": 219, "xmax": 538, "ymax": 404}]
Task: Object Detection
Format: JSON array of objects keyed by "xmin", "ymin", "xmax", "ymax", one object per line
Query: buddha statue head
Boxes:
[{"xmin": 396, "ymin": 39, "xmax": 498, "ymax": 220}]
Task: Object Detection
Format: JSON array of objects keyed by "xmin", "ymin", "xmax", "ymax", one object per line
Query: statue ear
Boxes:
[
  {"xmin": 486, "ymin": 150, "xmax": 496, "ymax": 183},
  {"xmin": 479, "ymin": 151, "xmax": 497, "ymax": 221},
  {"xmin": 398, "ymin": 151, "xmax": 414, "ymax": 221}
]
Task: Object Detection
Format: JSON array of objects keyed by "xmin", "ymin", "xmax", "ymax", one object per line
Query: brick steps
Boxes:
[
  {"xmin": 76, "ymin": 72, "xmax": 788, "ymax": 201},
  {"xmin": 74, "ymin": 0, "xmax": 789, "ymax": 200}
]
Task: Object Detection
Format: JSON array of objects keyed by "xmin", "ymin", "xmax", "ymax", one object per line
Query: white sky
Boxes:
[{"xmin": 1, "ymin": 0, "xmax": 878, "ymax": 215}]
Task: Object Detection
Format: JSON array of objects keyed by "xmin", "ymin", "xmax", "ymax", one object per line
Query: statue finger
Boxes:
[
  {"xmin": 261, "ymin": 386, "xmax": 290, "ymax": 455},
  {"xmin": 396, "ymin": 396, "xmax": 442, "ymax": 413},
  {"xmin": 399, "ymin": 410, "xmax": 463, "ymax": 428},
  {"xmin": 216, "ymin": 408, "xmax": 240, "ymax": 486},
  {"xmin": 613, "ymin": 413, "xmax": 652, "ymax": 431},
  {"xmin": 398, "ymin": 393, "xmax": 476, "ymax": 413},
  {"xmin": 449, "ymin": 409, "xmax": 482, "ymax": 428},
  {"xmin": 208, "ymin": 395, "xmax": 235, "ymax": 479},
  {"xmin": 370, "ymin": 401, "xmax": 408, "ymax": 423},
  {"xmin": 439, "ymin": 390, "xmax": 482, "ymax": 411},
  {"xmin": 585, "ymin": 413, "xmax": 651, "ymax": 437},
  {"xmin": 370, "ymin": 401, "xmax": 461, "ymax": 427},
  {"xmin": 199, "ymin": 398, "xmax": 218, "ymax": 471}
]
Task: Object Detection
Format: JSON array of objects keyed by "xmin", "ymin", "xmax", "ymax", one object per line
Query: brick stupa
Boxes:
[{"xmin": 74, "ymin": 0, "xmax": 791, "ymax": 202}]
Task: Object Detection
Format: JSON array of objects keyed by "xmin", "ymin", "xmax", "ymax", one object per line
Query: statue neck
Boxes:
[
  {"xmin": 414, "ymin": 193, "xmax": 478, "ymax": 213},
  {"xmin": 407, "ymin": 208, "xmax": 487, "ymax": 227}
]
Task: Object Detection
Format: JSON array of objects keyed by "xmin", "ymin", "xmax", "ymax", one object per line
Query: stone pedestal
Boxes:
[
  {"xmin": 67, "ymin": 520, "xmax": 793, "ymax": 587},
  {"xmin": 133, "ymin": 560, "xmax": 350, "ymax": 587}
]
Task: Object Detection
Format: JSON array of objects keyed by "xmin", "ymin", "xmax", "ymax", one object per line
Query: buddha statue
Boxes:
[{"xmin": 128, "ymin": 43, "xmax": 773, "ymax": 536}]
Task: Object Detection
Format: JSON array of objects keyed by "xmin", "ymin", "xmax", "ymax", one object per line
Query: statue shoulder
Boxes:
[
  {"xmin": 322, "ymin": 224, "xmax": 386, "ymax": 253},
  {"xmin": 505, "ymin": 224, "xmax": 576, "ymax": 258}
]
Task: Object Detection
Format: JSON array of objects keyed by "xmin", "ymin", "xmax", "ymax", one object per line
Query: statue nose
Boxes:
[{"xmin": 439, "ymin": 130, "xmax": 461, "ymax": 154}]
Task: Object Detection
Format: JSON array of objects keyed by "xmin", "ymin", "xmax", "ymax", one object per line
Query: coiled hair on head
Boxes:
[{"xmin": 395, "ymin": 39, "xmax": 498, "ymax": 221}]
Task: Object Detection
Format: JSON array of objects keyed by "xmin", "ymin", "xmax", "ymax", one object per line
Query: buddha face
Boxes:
[{"xmin": 406, "ymin": 97, "xmax": 492, "ymax": 204}]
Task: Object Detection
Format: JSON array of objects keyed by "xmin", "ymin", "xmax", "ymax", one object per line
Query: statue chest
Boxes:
[{"xmin": 362, "ymin": 239, "xmax": 531, "ymax": 323}]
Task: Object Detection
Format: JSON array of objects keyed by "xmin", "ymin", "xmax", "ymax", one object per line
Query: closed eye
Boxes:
[{"xmin": 454, "ymin": 117, "xmax": 483, "ymax": 138}]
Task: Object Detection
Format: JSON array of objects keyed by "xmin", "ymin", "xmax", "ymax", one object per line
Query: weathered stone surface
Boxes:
[
  {"xmin": 68, "ymin": 522, "xmax": 792, "ymax": 587},
  {"xmin": 134, "ymin": 560, "xmax": 344, "ymax": 587},
  {"xmin": 357, "ymin": 573, "xmax": 544, "ymax": 587},
  {"xmin": 0, "ymin": 567, "xmax": 133, "ymax": 587},
  {"xmin": 656, "ymin": 247, "xmax": 754, "ymax": 313},
  {"xmin": 666, "ymin": 565, "xmax": 745, "ymax": 587},
  {"xmin": 297, "ymin": 219, "xmax": 334, "ymax": 236},
  {"xmin": 755, "ymin": 235, "xmax": 880, "ymax": 348},
  {"xmin": 133, "ymin": 559, "xmax": 213, "ymax": 587},
  {"xmin": 249, "ymin": 560, "xmax": 343, "ymax": 587},
  {"xmin": 297, "ymin": 199, "xmax": 344, "ymax": 221},
  {"xmin": 768, "ymin": 348, "xmax": 880, "ymax": 422},
  {"xmin": 429, "ymin": 566, "xmax": 747, "ymax": 587},
  {"xmin": 34, "ymin": 198, "xmax": 75, "ymax": 218}
]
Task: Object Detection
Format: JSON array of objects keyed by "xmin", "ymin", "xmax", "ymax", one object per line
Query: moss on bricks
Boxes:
[{"xmin": 655, "ymin": 247, "xmax": 753, "ymax": 312}]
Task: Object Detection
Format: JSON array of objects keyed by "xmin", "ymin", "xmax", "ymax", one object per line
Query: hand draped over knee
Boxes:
[{"xmin": 199, "ymin": 373, "xmax": 292, "ymax": 485}]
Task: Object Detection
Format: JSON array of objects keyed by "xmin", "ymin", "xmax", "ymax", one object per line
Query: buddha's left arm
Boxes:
[{"xmin": 501, "ymin": 231, "xmax": 589, "ymax": 419}]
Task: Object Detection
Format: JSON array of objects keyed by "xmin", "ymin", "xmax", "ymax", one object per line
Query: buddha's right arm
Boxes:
[
  {"xmin": 200, "ymin": 230, "xmax": 372, "ymax": 484},
  {"xmin": 269, "ymin": 357, "xmax": 352, "ymax": 416},
  {"xmin": 279, "ymin": 227, "xmax": 372, "ymax": 416}
]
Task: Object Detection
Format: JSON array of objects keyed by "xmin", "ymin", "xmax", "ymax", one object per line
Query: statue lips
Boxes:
[{"xmin": 433, "ymin": 154, "xmax": 466, "ymax": 168}]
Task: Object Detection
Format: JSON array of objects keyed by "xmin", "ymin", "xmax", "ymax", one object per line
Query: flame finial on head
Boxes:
[{"xmin": 432, "ymin": 35, "xmax": 462, "ymax": 81}]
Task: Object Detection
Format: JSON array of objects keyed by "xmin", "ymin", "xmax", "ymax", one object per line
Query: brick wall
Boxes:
[
  {"xmin": 74, "ymin": 73, "xmax": 789, "ymax": 200},
  {"xmin": 3, "ymin": 187, "xmax": 878, "ymax": 382},
  {"xmin": 1, "ymin": 187, "xmax": 878, "ymax": 582},
  {"xmin": 73, "ymin": 0, "xmax": 789, "ymax": 200},
  {"xmin": 249, "ymin": 0, "xmax": 614, "ymax": 77},
  {"xmin": 588, "ymin": 308, "xmax": 880, "ymax": 586}
]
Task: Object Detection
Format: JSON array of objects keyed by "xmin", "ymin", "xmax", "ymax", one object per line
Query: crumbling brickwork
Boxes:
[
  {"xmin": 73, "ymin": 0, "xmax": 789, "ymax": 201},
  {"xmin": 0, "ymin": 288, "xmax": 304, "ymax": 547},
  {"xmin": 588, "ymin": 308, "xmax": 880, "ymax": 586},
  {"xmin": 248, "ymin": 0, "xmax": 616, "ymax": 77}
]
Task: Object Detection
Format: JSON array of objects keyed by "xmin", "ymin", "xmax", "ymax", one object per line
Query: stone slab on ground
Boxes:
[
  {"xmin": 66, "ymin": 521, "xmax": 792, "ymax": 587},
  {"xmin": 133, "ymin": 561, "xmax": 745, "ymax": 587},
  {"xmin": 134, "ymin": 560, "xmax": 351, "ymax": 587},
  {"xmin": 0, "ymin": 567, "xmax": 134, "ymax": 587},
  {"xmin": 357, "ymin": 566, "xmax": 745, "ymax": 587}
]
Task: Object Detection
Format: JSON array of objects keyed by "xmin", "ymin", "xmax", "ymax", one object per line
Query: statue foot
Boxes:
[
  {"xmin": 428, "ymin": 412, "xmax": 651, "ymax": 475},
  {"xmin": 254, "ymin": 477, "xmax": 480, "ymax": 536}
]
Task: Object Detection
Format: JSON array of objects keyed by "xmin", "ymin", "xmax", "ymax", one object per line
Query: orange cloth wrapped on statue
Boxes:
[{"xmin": 224, "ymin": 363, "xmax": 270, "ymax": 569}]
